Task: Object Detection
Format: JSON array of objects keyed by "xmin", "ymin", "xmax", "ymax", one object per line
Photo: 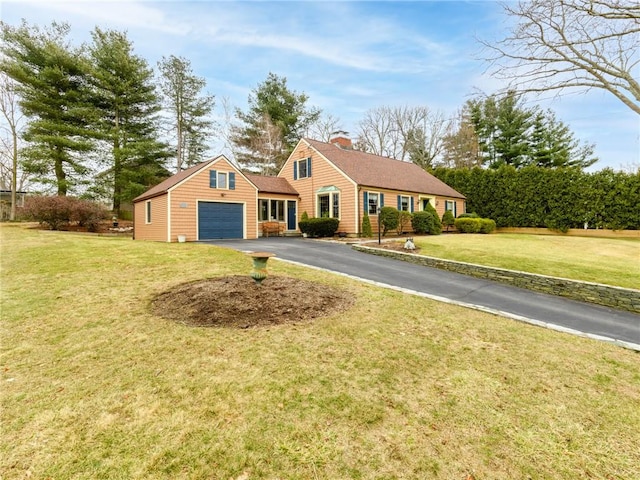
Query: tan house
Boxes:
[
  {"xmin": 133, "ymin": 137, "xmax": 465, "ymax": 241},
  {"xmin": 278, "ymin": 137, "xmax": 465, "ymax": 235}
]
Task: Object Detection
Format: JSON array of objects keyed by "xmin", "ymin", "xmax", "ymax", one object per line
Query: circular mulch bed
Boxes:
[{"xmin": 151, "ymin": 275, "xmax": 355, "ymax": 328}]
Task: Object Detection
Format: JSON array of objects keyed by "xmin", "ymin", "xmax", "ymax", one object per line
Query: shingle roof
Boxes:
[
  {"xmin": 304, "ymin": 138, "xmax": 465, "ymax": 199},
  {"xmin": 133, "ymin": 160, "xmax": 214, "ymax": 203},
  {"xmin": 246, "ymin": 174, "xmax": 299, "ymax": 195}
]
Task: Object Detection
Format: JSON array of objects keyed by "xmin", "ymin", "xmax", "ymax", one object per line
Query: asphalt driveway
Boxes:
[{"xmin": 202, "ymin": 237, "xmax": 640, "ymax": 350}]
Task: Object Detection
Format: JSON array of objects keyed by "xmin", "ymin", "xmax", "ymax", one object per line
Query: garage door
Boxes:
[{"xmin": 198, "ymin": 201, "xmax": 244, "ymax": 239}]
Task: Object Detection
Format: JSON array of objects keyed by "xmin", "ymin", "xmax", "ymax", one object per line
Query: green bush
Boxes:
[
  {"xmin": 301, "ymin": 211, "xmax": 309, "ymax": 221},
  {"xmin": 479, "ymin": 218, "xmax": 496, "ymax": 234},
  {"xmin": 379, "ymin": 206, "xmax": 399, "ymax": 236},
  {"xmin": 361, "ymin": 212, "xmax": 372, "ymax": 237},
  {"xmin": 425, "ymin": 204, "xmax": 442, "ymax": 235},
  {"xmin": 454, "ymin": 217, "xmax": 495, "ymax": 234},
  {"xmin": 442, "ymin": 210, "xmax": 455, "ymax": 232},
  {"xmin": 298, "ymin": 217, "xmax": 340, "ymax": 237},
  {"xmin": 411, "ymin": 211, "xmax": 435, "ymax": 235},
  {"xmin": 457, "ymin": 212, "xmax": 479, "ymax": 219},
  {"xmin": 454, "ymin": 217, "xmax": 481, "ymax": 233}
]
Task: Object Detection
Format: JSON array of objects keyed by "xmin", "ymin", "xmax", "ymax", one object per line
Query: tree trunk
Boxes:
[{"xmin": 10, "ymin": 119, "xmax": 17, "ymax": 220}]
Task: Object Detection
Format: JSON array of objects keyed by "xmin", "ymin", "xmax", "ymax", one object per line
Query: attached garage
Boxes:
[
  {"xmin": 133, "ymin": 155, "xmax": 261, "ymax": 242},
  {"xmin": 198, "ymin": 201, "xmax": 244, "ymax": 239}
]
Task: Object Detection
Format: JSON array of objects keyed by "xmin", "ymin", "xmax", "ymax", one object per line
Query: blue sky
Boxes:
[{"xmin": 2, "ymin": 0, "xmax": 638, "ymax": 171}]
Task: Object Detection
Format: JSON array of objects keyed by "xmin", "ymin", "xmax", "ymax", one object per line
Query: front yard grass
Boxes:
[
  {"xmin": 2, "ymin": 224, "xmax": 639, "ymax": 479},
  {"xmin": 412, "ymin": 233, "xmax": 639, "ymax": 289}
]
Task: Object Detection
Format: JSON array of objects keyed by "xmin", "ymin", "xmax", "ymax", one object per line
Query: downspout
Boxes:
[
  {"xmin": 167, "ymin": 191, "xmax": 171, "ymax": 242},
  {"xmin": 357, "ymin": 186, "xmax": 361, "ymax": 236}
]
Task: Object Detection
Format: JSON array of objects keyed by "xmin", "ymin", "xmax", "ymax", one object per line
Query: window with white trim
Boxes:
[
  {"xmin": 368, "ymin": 193, "xmax": 379, "ymax": 215},
  {"xmin": 217, "ymin": 172, "xmax": 227, "ymax": 189},
  {"xmin": 445, "ymin": 200, "xmax": 456, "ymax": 217},
  {"xmin": 317, "ymin": 192, "xmax": 340, "ymax": 218},
  {"xmin": 332, "ymin": 192, "xmax": 340, "ymax": 218},
  {"xmin": 145, "ymin": 201, "xmax": 151, "ymax": 224},
  {"xmin": 259, "ymin": 199, "xmax": 269, "ymax": 221},
  {"xmin": 399, "ymin": 195, "xmax": 410, "ymax": 212},
  {"xmin": 298, "ymin": 159, "xmax": 308, "ymax": 178},
  {"xmin": 270, "ymin": 199, "xmax": 285, "ymax": 221}
]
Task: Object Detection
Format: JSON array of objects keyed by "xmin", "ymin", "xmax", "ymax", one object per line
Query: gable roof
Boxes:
[
  {"xmin": 303, "ymin": 138, "xmax": 465, "ymax": 199},
  {"xmin": 133, "ymin": 160, "xmax": 214, "ymax": 203},
  {"xmin": 246, "ymin": 174, "xmax": 298, "ymax": 195},
  {"xmin": 133, "ymin": 156, "xmax": 299, "ymax": 204}
]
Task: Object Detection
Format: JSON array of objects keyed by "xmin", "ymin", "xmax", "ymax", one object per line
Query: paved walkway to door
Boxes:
[{"xmin": 202, "ymin": 237, "xmax": 640, "ymax": 350}]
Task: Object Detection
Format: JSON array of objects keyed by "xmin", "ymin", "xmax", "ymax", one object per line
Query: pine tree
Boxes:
[
  {"xmin": 530, "ymin": 110, "xmax": 596, "ymax": 169},
  {"xmin": 157, "ymin": 55, "xmax": 215, "ymax": 172},
  {"xmin": 493, "ymin": 93, "xmax": 533, "ymax": 168},
  {"xmin": 87, "ymin": 28, "xmax": 170, "ymax": 213},
  {"xmin": 231, "ymin": 73, "xmax": 320, "ymax": 174},
  {"xmin": 0, "ymin": 21, "xmax": 94, "ymax": 195}
]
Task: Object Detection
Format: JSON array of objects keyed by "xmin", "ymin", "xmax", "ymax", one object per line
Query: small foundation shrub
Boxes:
[
  {"xmin": 361, "ymin": 213, "xmax": 373, "ymax": 237},
  {"xmin": 397, "ymin": 211, "xmax": 412, "ymax": 235},
  {"xmin": 454, "ymin": 217, "xmax": 496, "ymax": 234},
  {"xmin": 379, "ymin": 206, "xmax": 399, "ymax": 236},
  {"xmin": 442, "ymin": 210, "xmax": 455, "ymax": 232},
  {"xmin": 411, "ymin": 211, "xmax": 435, "ymax": 235},
  {"xmin": 298, "ymin": 217, "xmax": 340, "ymax": 237}
]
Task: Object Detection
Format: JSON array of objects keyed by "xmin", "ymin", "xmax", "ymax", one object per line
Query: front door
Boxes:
[{"xmin": 287, "ymin": 200, "xmax": 297, "ymax": 231}]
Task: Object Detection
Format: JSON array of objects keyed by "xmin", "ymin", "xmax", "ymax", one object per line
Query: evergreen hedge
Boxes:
[{"xmin": 433, "ymin": 166, "xmax": 640, "ymax": 231}]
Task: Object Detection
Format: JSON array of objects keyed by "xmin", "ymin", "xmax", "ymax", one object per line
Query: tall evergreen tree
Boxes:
[
  {"xmin": 464, "ymin": 93, "xmax": 597, "ymax": 169},
  {"xmin": 157, "ymin": 55, "xmax": 215, "ymax": 172},
  {"xmin": 467, "ymin": 92, "xmax": 532, "ymax": 168},
  {"xmin": 530, "ymin": 110, "xmax": 597, "ymax": 169},
  {"xmin": 231, "ymin": 72, "xmax": 320, "ymax": 174},
  {"xmin": 0, "ymin": 21, "xmax": 94, "ymax": 196},
  {"xmin": 493, "ymin": 93, "xmax": 533, "ymax": 168},
  {"xmin": 88, "ymin": 28, "xmax": 169, "ymax": 213}
]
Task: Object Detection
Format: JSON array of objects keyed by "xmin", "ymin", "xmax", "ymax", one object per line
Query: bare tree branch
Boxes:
[{"xmin": 481, "ymin": 0, "xmax": 640, "ymax": 114}]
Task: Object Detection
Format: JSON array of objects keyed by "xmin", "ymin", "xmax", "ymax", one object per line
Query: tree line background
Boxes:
[{"xmin": 1, "ymin": 1, "xmax": 638, "ymax": 227}]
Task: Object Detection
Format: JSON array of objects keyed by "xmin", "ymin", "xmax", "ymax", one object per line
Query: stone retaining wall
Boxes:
[{"xmin": 352, "ymin": 245, "xmax": 640, "ymax": 314}]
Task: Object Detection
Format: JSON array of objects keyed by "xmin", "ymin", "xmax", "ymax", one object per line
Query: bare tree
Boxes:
[
  {"xmin": 441, "ymin": 110, "xmax": 482, "ymax": 168},
  {"xmin": 0, "ymin": 73, "xmax": 26, "ymax": 220},
  {"xmin": 231, "ymin": 112, "xmax": 285, "ymax": 175},
  {"xmin": 356, "ymin": 106, "xmax": 398, "ymax": 157},
  {"xmin": 356, "ymin": 105, "xmax": 449, "ymax": 166},
  {"xmin": 481, "ymin": 0, "xmax": 640, "ymax": 115},
  {"xmin": 305, "ymin": 113, "xmax": 343, "ymax": 142}
]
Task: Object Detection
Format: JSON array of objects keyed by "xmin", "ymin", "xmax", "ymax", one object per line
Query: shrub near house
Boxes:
[
  {"xmin": 455, "ymin": 217, "xmax": 496, "ymax": 234},
  {"xmin": 298, "ymin": 217, "xmax": 340, "ymax": 237}
]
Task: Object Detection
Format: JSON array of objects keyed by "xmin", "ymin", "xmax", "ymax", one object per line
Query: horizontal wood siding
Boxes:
[
  {"xmin": 134, "ymin": 194, "xmax": 168, "ymax": 241},
  {"xmin": 170, "ymin": 157, "xmax": 258, "ymax": 241},
  {"xmin": 281, "ymin": 142, "xmax": 357, "ymax": 233}
]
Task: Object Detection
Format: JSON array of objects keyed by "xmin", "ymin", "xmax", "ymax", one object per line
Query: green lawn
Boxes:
[
  {"xmin": 412, "ymin": 233, "xmax": 640, "ymax": 289},
  {"xmin": 2, "ymin": 224, "xmax": 639, "ymax": 479}
]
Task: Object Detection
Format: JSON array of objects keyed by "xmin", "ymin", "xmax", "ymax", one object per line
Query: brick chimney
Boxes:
[{"xmin": 330, "ymin": 130, "xmax": 352, "ymax": 150}]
